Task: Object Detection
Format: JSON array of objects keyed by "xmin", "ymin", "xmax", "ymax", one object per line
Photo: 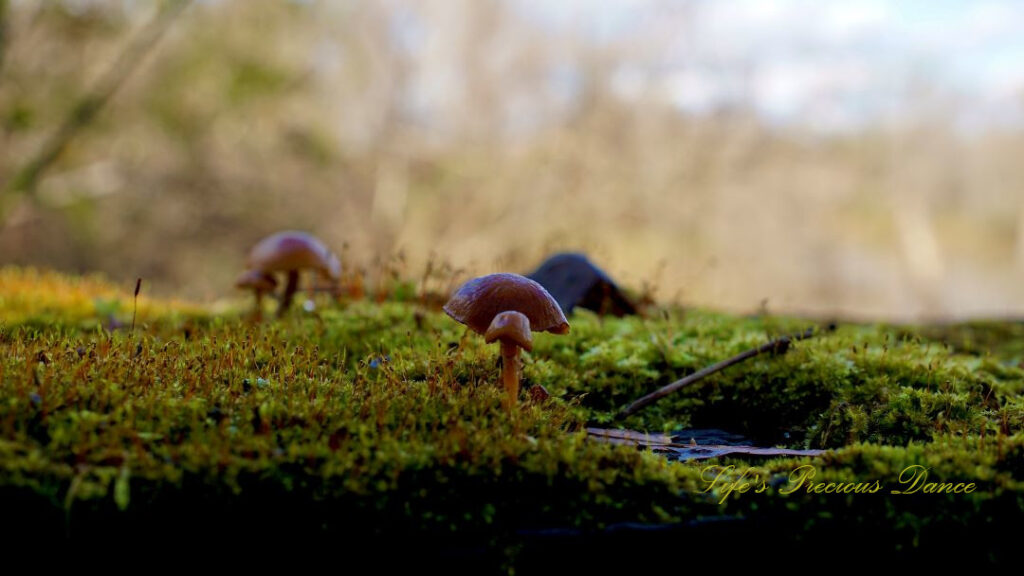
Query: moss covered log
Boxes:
[{"xmin": 0, "ymin": 267, "xmax": 1021, "ymax": 567}]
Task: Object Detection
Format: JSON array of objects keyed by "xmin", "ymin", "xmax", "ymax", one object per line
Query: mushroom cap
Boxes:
[
  {"xmin": 484, "ymin": 311, "xmax": 533, "ymax": 351},
  {"xmin": 235, "ymin": 269, "xmax": 277, "ymax": 292},
  {"xmin": 247, "ymin": 231, "xmax": 340, "ymax": 280},
  {"xmin": 444, "ymin": 273, "xmax": 570, "ymax": 336}
]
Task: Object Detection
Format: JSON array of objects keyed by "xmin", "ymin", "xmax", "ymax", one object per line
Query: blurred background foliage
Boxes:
[{"xmin": 1, "ymin": 0, "xmax": 1024, "ymax": 320}]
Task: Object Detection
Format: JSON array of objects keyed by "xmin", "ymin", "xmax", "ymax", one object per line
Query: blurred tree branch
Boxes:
[
  {"xmin": 1, "ymin": 0, "xmax": 190, "ymax": 222},
  {"xmin": 0, "ymin": 0, "xmax": 7, "ymax": 79}
]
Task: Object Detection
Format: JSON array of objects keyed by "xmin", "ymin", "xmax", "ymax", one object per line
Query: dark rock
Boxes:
[{"xmin": 526, "ymin": 253, "xmax": 637, "ymax": 316}]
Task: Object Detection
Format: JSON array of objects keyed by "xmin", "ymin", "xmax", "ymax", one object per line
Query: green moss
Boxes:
[
  {"xmin": 899, "ymin": 320, "xmax": 1024, "ymax": 361},
  {"xmin": 1, "ymin": 267, "xmax": 1022, "ymax": 564}
]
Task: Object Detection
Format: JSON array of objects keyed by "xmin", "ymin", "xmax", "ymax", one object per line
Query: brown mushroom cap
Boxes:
[
  {"xmin": 484, "ymin": 311, "xmax": 533, "ymax": 351},
  {"xmin": 247, "ymin": 231, "xmax": 341, "ymax": 280},
  {"xmin": 444, "ymin": 273, "xmax": 570, "ymax": 336},
  {"xmin": 235, "ymin": 269, "xmax": 277, "ymax": 292}
]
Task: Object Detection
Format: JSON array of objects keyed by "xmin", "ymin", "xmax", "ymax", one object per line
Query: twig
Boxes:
[
  {"xmin": 0, "ymin": 0, "xmax": 9, "ymax": 80},
  {"xmin": 131, "ymin": 277, "xmax": 142, "ymax": 333},
  {"xmin": 617, "ymin": 326, "xmax": 828, "ymax": 419},
  {"xmin": 2, "ymin": 0, "xmax": 190, "ymax": 208}
]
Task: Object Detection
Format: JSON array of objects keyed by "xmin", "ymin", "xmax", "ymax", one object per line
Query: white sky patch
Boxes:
[
  {"xmin": 662, "ymin": 68, "xmax": 728, "ymax": 113},
  {"xmin": 515, "ymin": 0, "xmax": 1024, "ymax": 130},
  {"xmin": 818, "ymin": 1, "xmax": 891, "ymax": 41}
]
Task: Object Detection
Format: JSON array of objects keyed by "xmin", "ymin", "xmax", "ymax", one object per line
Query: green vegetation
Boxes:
[{"xmin": 1, "ymin": 267, "xmax": 1021, "ymax": 565}]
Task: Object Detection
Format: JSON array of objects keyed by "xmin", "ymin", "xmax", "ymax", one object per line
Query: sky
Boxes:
[
  {"xmin": 33, "ymin": 0, "xmax": 1024, "ymax": 133},
  {"xmin": 517, "ymin": 0, "xmax": 1024, "ymax": 131}
]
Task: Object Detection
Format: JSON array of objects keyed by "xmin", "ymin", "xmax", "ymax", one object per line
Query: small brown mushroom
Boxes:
[
  {"xmin": 444, "ymin": 273, "xmax": 569, "ymax": 409},
  {"xmin": 238, "ymin": 231, "xmax": 341, "ymax": 318},
  {"xmin": 235, "ymin": 269, "xmax": 278, "ymax": 321},
  {"xmin": 485, "ymin": 311, "xmax": 532, "ymax": 407}
]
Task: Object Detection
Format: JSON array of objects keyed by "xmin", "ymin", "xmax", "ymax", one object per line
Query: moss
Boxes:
[
  {"xmin": 1, "ymin": 267, "xmax": 1022, "ymax": 565},
  {"xmin": 898, "ymin": 320, "xmax": 1024, "ymax": 361}
]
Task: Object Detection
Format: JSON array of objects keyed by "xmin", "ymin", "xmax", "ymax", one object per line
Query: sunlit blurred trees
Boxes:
[{"xmin": 1, "ymin": 0, "xmax": 1023, "ymax": 318}]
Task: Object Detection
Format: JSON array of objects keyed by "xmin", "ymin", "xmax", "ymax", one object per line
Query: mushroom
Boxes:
[
  {"xmin": 238, "ymin": 231, "xmax": 341, "ymax": 318},
  {"xmin": 444, "ymin": 273, "xmax": 569, "ymax": 408},
  {"xmin": 235, "ymin": 269, "xmax": 278, "ymax": 321}
]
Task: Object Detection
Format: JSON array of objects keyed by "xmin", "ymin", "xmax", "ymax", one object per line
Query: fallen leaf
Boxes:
[{"xmin": 587, "ymin": 427, "xmax": 825, "ymax": 461}]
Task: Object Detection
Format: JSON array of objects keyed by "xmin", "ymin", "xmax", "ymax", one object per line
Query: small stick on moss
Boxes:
[
  {"xmin": 617, "ymin": 325, "xmax": 831, "ymax": 419},
  {"xmin": 131, "ymin": 278, "xmax": 142, "ymax": 333}
]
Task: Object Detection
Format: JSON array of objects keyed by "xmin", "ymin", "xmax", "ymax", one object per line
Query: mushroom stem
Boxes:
[
  {"xmin": 254, "ymin": 289, "xmax": 265, "ymax": 322},
  {"xmin": 500, "ymin": 340, "xmax": 521, "ymax": 409},
  {"xmin": 279, "ymin": 270, "xmax": 300, "ymax": 318}
]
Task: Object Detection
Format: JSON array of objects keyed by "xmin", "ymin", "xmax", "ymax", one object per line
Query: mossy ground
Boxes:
[{"xmin": 1, "ymin": 267, "xmax": 1022, "ymax": 567}]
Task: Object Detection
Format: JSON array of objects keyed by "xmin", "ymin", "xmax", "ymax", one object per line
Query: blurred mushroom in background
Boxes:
[
  {"xmin": 235, "ymin": 269, "xmax": 278, "ymax": 322},
  {"xmin": 236, "ymin": 231, "xmax": 341, "ymax": 319}
]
